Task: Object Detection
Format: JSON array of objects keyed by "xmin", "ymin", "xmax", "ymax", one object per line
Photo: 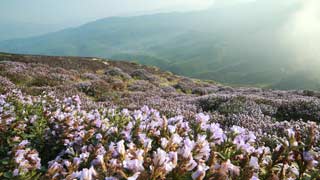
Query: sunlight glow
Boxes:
[{"xmin": 283, "ymin": 0, "xmax": 320, "ymax": 63}]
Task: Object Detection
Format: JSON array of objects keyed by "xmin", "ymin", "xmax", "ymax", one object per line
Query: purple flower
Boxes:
[
  {"xmin": 13, "ymin": 169, "xmax": 19, "ymax": 176},
  {"xmin": 18, "ymin": 140, "xmax": 29, "ymax": 147},
  {"xmin": 153, "ymin": 148, "xmax": 167, "ymax": 166},
  {"xmin": 73, "ymin": 157, "xmax": 82, "ymax": 166},
  {"xmin": 249, "ymin": 156, "xmax": 259, "ymax": 169},
  {"xmin": 96, "ymin": 133, "xmax": 103, "ymax": 140},
  {"xmin": 168, "ymin": 125, "xmax": 176, "ymax": 134},
  {"xmin": 139, "ymin": 134, "xmax": 152, "ymax": 150},
  {"xmin": 123, "ymin": 158, "xmax": 144, "ymax": 172},
  {"xmin": 231, "ymin": 126, "xmax": 246, "ymax": 134},
  {"xmin": 116, "ymin": 140, "xmax": 126, "ymax": 156},
  {"xmin": 194, "ymin": 135, "xmax": 210, "ymax": 161},
  {"xmin": 286, "ymin": 128, "xmax": 295, "ymax": 138},
  {"xmin": 185, "ymin": 157, "xmax": 197, "ymax": 171},
  {"xmin": 207, "ymin": 123, "xmax": 226, "ymax": 145},
  {"xmin": 303, "ymin": 151, "xmax": 313, "ymax": 161},
  {"xmin": 153, "ymin": 148, "xmax": 176, "ymax": 174},
  {"xmin": 195, "ymin": 113, "xmax": 210, "ymax": 129},
  {"xmin": 133, "ymin": 110, "xmax": 143, "ymax": 120},
  {"xmin": 179, "ymin": 138, "xmax": 195, "ymax": 158},
  {"xmin": 105, "ymin": 177, "xmax": 118, "ymax": 180},
  {"xmin": 94, "ymin": 119, "xmax": 102, "ymax": 128},
  {"xmin": 161, "ymin": 138, "xmax": 169, "ymax": 149},
  {"xmin": 121, "ymin": 109, "xmax": 130, "ymax": 117},
  {"xmin": 192, "ymin": 162, "xmax": 209, "ymax": 180},
  {"xmin": 225, "ymin": 159, "xmax": 240, "ymax": 176},
  {"xmin": 78, "ymin": 166, "xmax": 97, "ymax": 180},
  {"xmin": 250, "ymin": 175, "xmax": 259, "ymax": 180},
  {"xmin": 171, "ymin": 133, "xmax": 183, "ymax": 145}
]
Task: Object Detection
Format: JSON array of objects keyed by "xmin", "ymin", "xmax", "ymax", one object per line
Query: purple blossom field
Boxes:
[{"xmin": 0, "ymin": 53, "xmax": 320, "ymax": 179}]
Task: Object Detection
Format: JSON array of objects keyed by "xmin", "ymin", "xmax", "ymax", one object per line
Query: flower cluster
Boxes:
[
  {"xmin": 0, "ymin": 90, "xmax": 319, "ymax": 180},
  {"xmin": 11, "ymin": 140, "xmax": 41, "ymax": 176}
]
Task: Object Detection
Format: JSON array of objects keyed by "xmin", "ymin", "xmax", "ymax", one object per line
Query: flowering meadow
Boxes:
[
  {"xmin": 1, "ymin": 53, "xmax": 320, "ymax": 179},
  {"xmin": 0, "ymin": 89, "xmax": 319, "ymax": 180}
]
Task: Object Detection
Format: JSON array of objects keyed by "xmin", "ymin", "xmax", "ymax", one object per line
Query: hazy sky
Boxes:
[
  {"xmin": 0, "ymin": 0, "xmax": 257, "ymax": 26},
  {"xmin": 0, "ymin": 0, "xmax": 213, "ymax": 25},
  {"xmin": 281, "ymin": 0, "xmax": 320, "ymax": 64},
  {"xmin": 1, "ymin": 0, "xmax": 318, "ymax": 57}
]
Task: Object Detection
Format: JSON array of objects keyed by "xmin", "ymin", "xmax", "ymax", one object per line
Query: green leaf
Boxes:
[
  {"xmin": 3, "ymin": 171, "xmax": 12, "ymax": 178},
  {"xmin": 216, "ymin": 152, "xmax": 226, "ymax": 160},
  {"xmin": 1, "ymin": 160, "xmax": 8, "ymax": 165}
]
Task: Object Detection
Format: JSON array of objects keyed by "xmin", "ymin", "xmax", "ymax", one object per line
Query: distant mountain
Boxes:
[{"xmin": 1, "ymin": 0, "xmax": 319, "ymax": 90}]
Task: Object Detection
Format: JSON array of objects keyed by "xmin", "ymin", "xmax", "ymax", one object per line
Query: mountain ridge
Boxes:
[{"xmin": 1, "ymin": 0, "xmax": 318, "ymax": 90}]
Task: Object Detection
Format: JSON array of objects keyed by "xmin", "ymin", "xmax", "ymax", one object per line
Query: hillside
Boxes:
[
  {"xmin": 0, "ymin": 52, "xmax": 319, "ymax": 179},
  {"xmin": 2, "ymin": 0, "xmax": 320, "ymax": 90},
  {"xmin": 1, "ymin": 52, "xmax": 320, "ymax": 122}
]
